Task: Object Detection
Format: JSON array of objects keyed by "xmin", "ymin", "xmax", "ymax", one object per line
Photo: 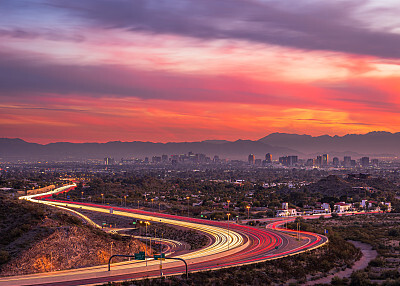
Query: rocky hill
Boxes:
[{"xmin": 0, "ymin": 194, "xmax": 147, "ymax": 276}]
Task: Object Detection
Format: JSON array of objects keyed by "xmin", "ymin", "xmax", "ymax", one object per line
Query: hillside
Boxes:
[
  {"xmin": 0, "ymin": 194, "xmax": 146, "ymax": 276},
  {"xmin": 304, "ymin": 175, "xmax": 400, "ymax": 198}
]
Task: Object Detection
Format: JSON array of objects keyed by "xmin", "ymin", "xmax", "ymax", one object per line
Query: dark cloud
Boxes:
[
  {"xmin": 0, "ymin": 28, "xmax": 85, "ymax": 42},
  {"xmin": 47, "ymin": 0, "xmax": 400, "ymax": 58}
]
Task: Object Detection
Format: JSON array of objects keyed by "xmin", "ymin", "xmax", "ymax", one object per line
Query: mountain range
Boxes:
[{"xmin": 0, "ymin": 131, "xmax": 399, "ymax": 162}]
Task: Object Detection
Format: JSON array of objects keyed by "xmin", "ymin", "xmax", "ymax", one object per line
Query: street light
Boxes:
[
  {"xmin": 124, "ymin": 195, "xmax": 127, "ymax": 207},
  {"xmin": 227, "ymin": 200, "xmax": 230, "ymax": 212},
  {"xmin": 227, "ymin": 213, "xmax": 231, "ymax": 250},
  {"xmin": 101, "ymin": 193, "xmax": 104, "ymax": 204},
  {"xmin": 186, "ymin": 196, "xmax": 190, "ymax": 217},
  {"xmin": 81, "ymin": 191, "xmax": 84, "ymax": 200},
  {"xmin": 151, "ymin": 198, "xmax": 154, "ymax": 210},
  {"xmin": 145, "ymin": 221, "xmax": 150, "ymax": 267},
  {"xmin": 246, "ymin": 205, "xmax": 250, "ymax": 220}
]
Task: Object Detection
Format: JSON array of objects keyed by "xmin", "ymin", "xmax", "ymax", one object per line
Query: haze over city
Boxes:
[{"xmin": 1, "ymin": 0, "xmax": 400, "ymax": 143}]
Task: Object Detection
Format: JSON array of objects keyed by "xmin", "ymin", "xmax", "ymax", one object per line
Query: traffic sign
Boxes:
[
  {"xmin": 134, "ymin": 252, "xmax": 145, "ymax": 260},
  {"xmin": 154, "ymin": 253, "xmax": 165, "ymax": 260}
]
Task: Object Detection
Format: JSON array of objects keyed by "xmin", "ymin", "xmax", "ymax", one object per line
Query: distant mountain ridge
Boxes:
[
  {"xmin": 0, "ymin": 131, "xmax": 399, "ymax": 162},
  {"xmin": 0, "ymin": 138, "xmax": 298, "ymax": 161},
  {"xmin": 258, "ymin": 131, "xmax": 400, "ymax": 156}
]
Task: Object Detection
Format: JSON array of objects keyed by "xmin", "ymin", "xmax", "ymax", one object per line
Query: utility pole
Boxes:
[
  {"xmin": 227, "ymin": 213, "xmax": 231, "ymax": 250},
  {"xmin": 145, "ymin": 221, "xmax": 150, "ymax": 267},
  {"xmin": 187, "ymin": 196, "xmax": 190, "ymax": 217}
]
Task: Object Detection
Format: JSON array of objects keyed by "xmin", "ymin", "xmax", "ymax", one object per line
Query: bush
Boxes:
[{"xmin": 0, "ymin": 250, "xmax": 9, "ymax": 264}]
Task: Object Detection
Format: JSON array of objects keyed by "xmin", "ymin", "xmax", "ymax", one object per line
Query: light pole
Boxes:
[
  {"xmin": 145, "ymin": 221, "xmax": 150, "ymax": 267},
  {"xmin": 227, "ymin": 213, "xmax": 231, "ymax": 250},
  {"xmin": 246, "ymin": 205, "xmax": 250, "ymax": 220},
  {"xmin": 124, "ymin": 195, "xmax": 127, "ymax": 207},
  {"xmin": 137, "ymin": 200, "xmax": 140, "ymax": 209},
  {"xmin": 227, "ymin": 200, "xmax": 230, "ymax": 212},
  {"xmin": 81, "ymin": 191, "xmax": 84, "ymax": 201},
  {"xmin": 101, "ymin": 193, "xmax": 104, "ymax": 204},
  {"xmin": 186, "ymin": 196, "xmax": 190, "ymax": 217},
  {"xmin": 151, "ymin": 198, "xmax": 154, "ymax": 211}
]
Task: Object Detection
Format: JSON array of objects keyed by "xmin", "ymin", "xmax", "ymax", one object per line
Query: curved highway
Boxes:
[{"xmin": 0, "ymin": 185, "xmax": 328, "ymax": 286}]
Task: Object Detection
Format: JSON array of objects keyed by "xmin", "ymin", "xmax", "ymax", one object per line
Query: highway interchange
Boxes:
[{"xmin": 0, "ymin": 185, "xmax": 328, "ymax": 286}]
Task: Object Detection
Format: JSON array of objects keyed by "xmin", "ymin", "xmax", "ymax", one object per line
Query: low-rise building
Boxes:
[
  {"xmin": 276, "ymin": 208, "xmax": 297, "ymax": 217},
  {"xmin": 334, "ymin": 202, "xmax": 352, "ymax": 213}
]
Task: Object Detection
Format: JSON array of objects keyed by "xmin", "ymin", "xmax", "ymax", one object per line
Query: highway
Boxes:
[{"xmin": 0, "ymin": 185, "xmax": 328, "ymax": 286}]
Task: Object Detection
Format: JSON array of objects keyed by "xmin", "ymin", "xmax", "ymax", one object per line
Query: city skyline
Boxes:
[{"xmin": 1, "ymin": 0, "xmax": 400, "ymax": 143}]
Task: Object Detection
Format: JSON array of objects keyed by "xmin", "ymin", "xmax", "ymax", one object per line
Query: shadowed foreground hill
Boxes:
[{"xmin": 0, "ymin": 194, "xmax": 146, "ymax": 276}]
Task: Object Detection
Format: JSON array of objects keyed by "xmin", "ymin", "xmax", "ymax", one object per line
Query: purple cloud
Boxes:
[{"xmin": 48, "ymin": 0, "xmax": 400, "ymax": 58}]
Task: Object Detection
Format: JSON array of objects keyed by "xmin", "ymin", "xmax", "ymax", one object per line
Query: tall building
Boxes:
[
  {"xmin": 288, "ymin": 155, "xmax": 298, "ymax": 166},
  {"xmin": 279, "ymin": 156, "xmax": 298, "ymax": 166},
  {"xmin": 162, "ymin": 154, "xmax": 168, "ymax": 162},
  {"xmin": 343, "ymin": 156, "xmax": 351, "ymax": 167},
  {"xmin": 361, "ymin": 157, "xmax": 370, "ymax": 167},
  {"xmin": 152, "ymin": 156, "xmax": 162, "ymax": 163},
  {"xmin": 322, "ymin": 154, "xmax": 329, "ymax": 166},
  {"xmin": 316, "ymin": 155, "xmax": 322, "ymax": 166},
  {"xmin": 333, "ymin": 157, "xmax": 339, "ymax": 167},
  {"xmin": 265, "ymin": 153, "xmax": 272, "ymax": 163},
  {"xmin": 306, "ymin": 158, "xmax": 315, "ymax": 167},
  {"xmin": 248, "ymin": 154, "xmax": 255, "ymax": 164},
  {"xmin": 104, "ymin": 157, "xmax": 115, "ymax": 165}
]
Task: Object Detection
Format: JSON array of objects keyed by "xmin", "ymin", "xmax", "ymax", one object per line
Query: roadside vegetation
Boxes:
[{"xmin": 302, "ymin": 214, "xmax": 400, "ymax": 285}]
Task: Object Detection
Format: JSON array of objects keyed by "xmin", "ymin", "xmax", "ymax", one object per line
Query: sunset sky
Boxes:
[{"xmin": 1, "ymin": 0, "xmax": 400, "ymax": 143}]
